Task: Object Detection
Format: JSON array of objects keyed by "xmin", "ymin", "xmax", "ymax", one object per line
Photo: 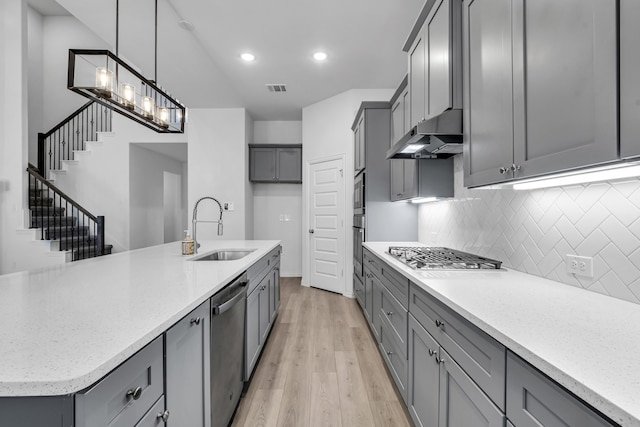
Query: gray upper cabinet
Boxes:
[
  {"xmin": 463, "ymin": 0, "xmax": 515, "ymax": 188},
  {"xmin": 409, "ymin": 21, "xmax": 427, "ymax": 127},
  {"xmin": 506, "ymin": 352, "xmax": 615, "ymax": 427},
  {"xmin": 511, "ymin": 0, "xmax": 617, "ymax": 179},
  {"xmin": 165, "ymin": 301, "xmax": 211, "ymax": 427},
  {"xmin": 390, "ymin": 76, "xmax": 420, "ymax": 202},
  {"xmin": 621, "ymin": 0, "xmax": 640, "ymax": 158},
  {"xmin": 464, "ymin": 0, "xmax": 618, "ymax": 187},
  {"xmin": 249, "ymin": 145, "xmax": 302, "ymax": 183},
  {"xmin": 354, "ymin": 114, "xmax": 366, "ymax": 175},
  {"xmin": 426, "ymin": 0, "xmax": 463, "ymax": 120}
]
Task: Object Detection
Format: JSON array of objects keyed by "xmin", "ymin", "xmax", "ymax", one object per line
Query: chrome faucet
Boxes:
[{"xmin": 192, "ymin": 196, "xmax": 224, "ymax": 253}]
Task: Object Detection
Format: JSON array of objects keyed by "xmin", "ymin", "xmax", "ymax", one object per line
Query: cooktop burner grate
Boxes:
[{"xmin": 388, "ymin": 246, "xmax": 502, "ymax": 270}]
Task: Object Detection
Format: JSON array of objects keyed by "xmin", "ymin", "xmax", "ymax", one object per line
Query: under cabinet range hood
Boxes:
[{"xmin": 386, "ymin": 109, "xmax": 463, "ymax": 159}]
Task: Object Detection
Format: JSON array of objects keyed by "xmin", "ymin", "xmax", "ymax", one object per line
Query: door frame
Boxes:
[{"xmin": 302, "ymin": 154, "xmax": 349, "ymax": 297}]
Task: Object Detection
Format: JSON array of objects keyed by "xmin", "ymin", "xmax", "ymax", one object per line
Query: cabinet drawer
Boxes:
[
  {"xmin": 379, "ymin": 281, "xmax": 408, "ymax": 353},
  {"xmin": 247, "ymin": 246, "xmax": 281, "ymax": 293},
  {"xmin": 506, "ymin": 352, "xmax": 615, "ymax": 427},
  {"xmin": 410, "ymin": 283, "xmax": 505, "ymax": 410},
  {"xmin": 380, "ymin": 265, "xmax": 409, "ymax": 310},
  {"xmin": 134, "ymin": 397, "xmax": 166, "ymax": 427},
  {"xmin": 363, "ymin": 248, "xmax": 382, "ymax": 278},
  {"xmin": 76, "ymin": 336, "xmax": 164, "ymax": 427},
  {"xmin": 380, "ymin": 315, "xmax": 408, "ymax": 402}
]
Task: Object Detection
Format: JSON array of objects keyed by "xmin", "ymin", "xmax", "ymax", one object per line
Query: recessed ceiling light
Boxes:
[
  {"xmin": 241, "ymin": 53, "xmax": 255, "ymax": 62},
  {"xmin": 313, "ymin": 52, "xmax": 327, "ymax": 61}
]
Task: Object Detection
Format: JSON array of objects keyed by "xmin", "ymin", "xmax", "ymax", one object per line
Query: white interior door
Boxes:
[{"xmin": 308, "ymin": 157, "xmax": 345, "ymax": 294}]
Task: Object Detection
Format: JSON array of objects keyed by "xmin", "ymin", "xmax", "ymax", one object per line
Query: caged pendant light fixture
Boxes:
[{"xmin": 67, "ymin": 0, "xmax": 185, "ymax": 133}]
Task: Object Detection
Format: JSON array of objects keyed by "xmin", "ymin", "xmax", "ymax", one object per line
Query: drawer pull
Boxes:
[
  {"xmin": 157, "ymin": 410, "xmax": 171, "ymax": 422},
  {"xmin": 435, "ymin": 319, "xmax": 445, "ymax": 328},
  {"xmin": 386, "ymin": 311, "xmax": 393, "ymax": 316},
  {"xmin": 126, "ymin": 386, "xmax": 142, "ymax": 400},
  {"xmin": 272, "ymin": 254, "xmax": 278, "ymax": 259},
  {"xmin": 436, "ymin": 357, "xmax": 445, "ymax": 365},
  {"xmin": 386, "ymin": 351, "xmax": 393, "ymax": 356},
  {"xmin": 428, "ymin": 348, "xmax": 437, "ymax": 357},
  {"xmin": 190, "ymin": 317, "xmax": 201, "ymax": 326}
]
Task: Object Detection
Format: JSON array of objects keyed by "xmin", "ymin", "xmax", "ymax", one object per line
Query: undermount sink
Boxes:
[{"xmin": 192, "ymin": 249, "xmax": 256, "ymax": 261}]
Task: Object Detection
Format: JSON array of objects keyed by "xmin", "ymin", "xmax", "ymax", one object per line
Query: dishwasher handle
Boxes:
[{"xmin": 212, "ymin": 282, "xmax": 247, "ymax": 315}]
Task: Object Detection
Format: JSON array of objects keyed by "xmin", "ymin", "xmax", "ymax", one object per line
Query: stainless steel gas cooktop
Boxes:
[{"xmin": 388, "ymin": 246, "xmax": 502, "ymax": 270}]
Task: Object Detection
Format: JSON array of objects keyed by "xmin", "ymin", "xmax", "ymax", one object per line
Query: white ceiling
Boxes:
[
  {"xmin": 33, "ymin": 0, "xmax": 424, "ymax": 121},
  {"xmin": 167, "ymin": 0, "xmax": 424, "ymax": 120}
]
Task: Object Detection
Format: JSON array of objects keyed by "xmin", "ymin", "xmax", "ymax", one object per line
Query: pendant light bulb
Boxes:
[
  {"xmin": 95, "ymin": 67, "xmax": 113, "ymax": 98},
  {"xmin": 121, "ymin": 83, "xmax": 136, "ymax": 110},
  {"xmin": 142, "ymin": 96, "xmax": 155, "ymax": 118}
]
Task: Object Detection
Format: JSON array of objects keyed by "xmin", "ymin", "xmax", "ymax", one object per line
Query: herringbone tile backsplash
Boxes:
[{"xmin": 418, "ymin": 155, "xmax": 640, "ymax": 304}]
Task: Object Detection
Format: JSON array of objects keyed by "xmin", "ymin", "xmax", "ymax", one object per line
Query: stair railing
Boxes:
[
  {"xmin": 27, "ymin": 164, "xmax": 105, "ymax": 260},
  {"xmin": 37, "ymin": 101, "xmax": 112, "ymax": 178}
]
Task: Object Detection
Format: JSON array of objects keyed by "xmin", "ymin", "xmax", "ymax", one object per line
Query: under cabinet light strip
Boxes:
[{"xmin": 511, "ymin": 163, "xmax": 640, "ymax": 190}]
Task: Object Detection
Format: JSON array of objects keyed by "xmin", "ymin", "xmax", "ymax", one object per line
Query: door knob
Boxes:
[{"xmin": 309, "ymin": 229, "xmax": 315, "ymax": 234}]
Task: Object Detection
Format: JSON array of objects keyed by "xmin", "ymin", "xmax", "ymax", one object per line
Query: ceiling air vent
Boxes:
[{"xmin": 266, "ymin": 84, "xmax": 287, "ymax": 93}]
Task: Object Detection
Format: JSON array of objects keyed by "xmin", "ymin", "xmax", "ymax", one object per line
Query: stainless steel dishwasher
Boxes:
[{"xmin": 210, "ymin": 272, "xmax": 247, "ymax": 427}]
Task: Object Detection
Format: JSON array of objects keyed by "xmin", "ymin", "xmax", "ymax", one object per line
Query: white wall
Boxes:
[
  {"xmin": 27, "ymin": 6, "xmax": 43, "ymax": 165},
  {"xmin": 41, "ymin": 15, "xmax": 108, "ymax": 131},
  {"xmin": 418, "ymin": 155, "xmax": 640, "ymax": 305},
  {"xmin": 301, "ymin": 89, "xmax": 393, "ymax": 293},
  {"xmin": 188, "ymin": 108, "xmax": 252, "ymax": 241},
  {"xmin": 129, "ymin": 144, "xmax": 187, "ymax": 250},
  {"xmin": 252, "ymin": 121, "xmax": 303, "ymax": 276}
]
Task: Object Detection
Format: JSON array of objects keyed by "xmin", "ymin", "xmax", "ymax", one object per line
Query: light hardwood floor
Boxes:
[{"xmin": 232, "ymin": 277, "xmax": 413, "ymax": 427}]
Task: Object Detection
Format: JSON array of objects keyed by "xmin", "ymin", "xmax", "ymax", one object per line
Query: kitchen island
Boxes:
[
  {"xmin": 0, "ymin": 240, "xmax": 280, "ymax": 425},
  {"xmin": 364, "ymin": 242, "xmax": 640, "ymax": 427}
]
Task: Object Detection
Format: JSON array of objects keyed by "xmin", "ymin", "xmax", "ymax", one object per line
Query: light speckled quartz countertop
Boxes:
[
  {"xmin": 365, "ymin": 242, "xmax": 640, "ymax": 427},
  {"xmin": 0, "ymin": 240, "xmax": 280, "ymax": 397}
]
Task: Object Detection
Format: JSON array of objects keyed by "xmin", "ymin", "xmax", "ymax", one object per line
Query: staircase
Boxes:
[
  {"xmin": 28, "ymin": 101, "xmax": 114, "ymax": 262},
  {"xmin": 28, "ymin": 165, "xmax": 113, "ymax": 261}
]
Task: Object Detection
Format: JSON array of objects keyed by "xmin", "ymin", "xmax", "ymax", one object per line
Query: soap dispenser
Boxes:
[{"xmin": 182, "ymin": 230, "xmax": 195, "ymax": 255}]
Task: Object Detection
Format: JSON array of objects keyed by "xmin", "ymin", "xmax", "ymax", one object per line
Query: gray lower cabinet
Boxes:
[
  {"xmin": 135, "ymin": 397, "xmax": 168, "ymax": 427},
  {"xmin": 249, "ymin": 145, "xmax": 302, "ymax": 183},
  {"xmin": 244, "ymin": 248, "xmax": 281, "ymax": 381},
  {"xmin": 439, "ymin": 347, "xmax": 504, "ymax": 427},
  {"xmin": 75, "ymin": 336, "xmax": 164, "ymax": 427},
  {"xmin": 380, "ymin": 314, "xmax": 408, "ymax": 403},
  {"xmin": 354, "ymin": 273, "xmax": 365, "ymax": 310},
  {"xmin": 165, "ymin": 301, "xmax": 211, "ymax": 427},
  {"xmin": 506, "ymin": 352, "xmax": 615, "ymax": 427},
  {"xmin": 0, "ymin": 396, "xmax": 74, "ymax": 427},
  {"xmin": 408, "ymin": 314, "xmax": 504, "ymax": 427},
  {"xmin": 363, "ymin": 271, "xmax": 374, "ymax": 322}
]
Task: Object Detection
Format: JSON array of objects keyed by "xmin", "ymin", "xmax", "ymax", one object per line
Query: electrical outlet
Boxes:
[{"xmin": 566, "ymin": 254, "xmax": 594, "ymax": 278}]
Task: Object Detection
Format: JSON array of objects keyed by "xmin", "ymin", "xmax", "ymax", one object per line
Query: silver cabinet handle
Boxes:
[
  {"xmin": 190, "ymin": 317, "xmax": 201, "ymax": 326},
  {"xmin": 386, "ymin": 311, "xmax": 393, "ymax": 316},
  {"xmin": 309, "ymin": 229, "xmax": 315, "ymax": 234},
  {"xmin": 126, "ymin": 386, "xmax": 142, "ymax": 400},
  {"xmin": 157, "ymin": 410, "xmax": 170, "ymax": 422},
  {"xmin": 436, "ymin": 357, "xmax": 445, "ymax": 364},
  {"xmin": 272, "ymin": 254, "xmax": 278, "ymax": 258},
  {"xmin": 387, "ymin": 351, "xmax": 393, "ymax": 356},
  {"xmin": 511, "ymin": 164, "xmax": 521, "ymax": 173},
  {"xmin": 499, "ymin": 167, "xmax": 509, "ymax": 174},
  {"xmin": 435, "ymin": 319, "xmax": 445, "ymax": 328},
  {"xmin": 428, "ymin": 348, "xmax": 437, "ymax": 357}
]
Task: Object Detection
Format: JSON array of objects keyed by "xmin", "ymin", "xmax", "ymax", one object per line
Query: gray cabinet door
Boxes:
[
  {"xmin": 273, "ymin": 264, "xmax": 281, "ymax": 314},
  {"xmin": 619, "ymin": 0, "xmax": 640, "ymax": 158},
  {"xmin": 363, "ymin": 271, "xmax": 374, "ymax": 322},
  {"xmin": 506, "ymin": 352, "xmax": 615, "ymax": 427},
  {"xmin": 0, "ymin": 396, "xmax": 73, "ymax": 427},
  {"xmin": 371, "ymin": 274, "xmax": 382, "ymax": 341},
  {"xmin": 463, "ymin": 0, "xmax": 514, "ymax": 188},
  {"xmin": 165, "ymin": 301, "xmax": 210, "ymax": 427},
  {"xmin": 245, "ymin": 286, "xmax": 261, "ymax": 380},
  {"xmin": 356, "ymin": 115, "xmax": 366, "ymax": 174},
  {"xmin": 134, "ymin": 397, "xmax": 166, "ymax": 427},
  {"xmin": 259, "ymin": 274, "xmax": 271, "ymax": 343},
  {"xmin": 391, "ymin": 97, "xmax": 403, "ymax": 145},
  {"xmin": 408, "ymin": 315, "xmax": 440, "ymax": 427},
  {"xmin": 250, "ymin": 147, "xmax": 277, "ymax": 181},
  {"xmin": 426, "ymin": 0, "xmax": 462, "ymax": 119},
  {"xmin": 276, "ymin": 148, "xmax": 302, "ymax": 182},
  {"xmin": 410, "ymin": 23, "xmax": 427, "ymax": 127},
  {"xmin": 402, "ymin": 159, "xmax": 419, "ymax": 200},
  {"xmin": 439, "ymin": 348, "xmax": 504, "ymax": 427},
  {"xmin": 390, "ymin": 160, "xmax": 406, "ymax": 201},
  {"xmin": 511, "ymin": 0, "xmax": 617, "ymax": 178}
]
